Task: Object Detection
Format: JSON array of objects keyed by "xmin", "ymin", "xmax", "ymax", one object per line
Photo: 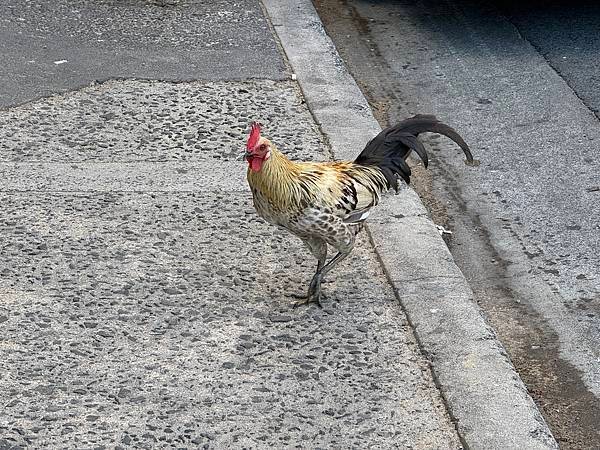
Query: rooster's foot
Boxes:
[
  {"xmin": 292, "ymin": 292, "xmax": 323, "ymax": 308},
  {"xmin": 291, "ymin": 273, "xmax": 324, "ymax": 308}
]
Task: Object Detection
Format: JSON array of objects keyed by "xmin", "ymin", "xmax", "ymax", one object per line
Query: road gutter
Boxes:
[{"xmin": 260, "ymin": 0, "xmax": 558, "ymax": 448}]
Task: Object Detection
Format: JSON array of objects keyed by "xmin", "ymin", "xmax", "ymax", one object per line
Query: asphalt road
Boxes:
[
  {"xmin": 314, "ymin": 0, "xmax": 600, "ymax": 448},
  {"xmin": 0, "ymin": 0, "xmax": 285, "ymax": 107},
  {"xmin": 499, "ymin": 0, "xmax": 600, "ymax": 117}
]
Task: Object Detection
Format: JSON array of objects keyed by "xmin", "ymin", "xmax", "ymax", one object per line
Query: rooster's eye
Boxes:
[{"xmin": 259, "ymin": 144, "xmax": 267, "ymax": 151}]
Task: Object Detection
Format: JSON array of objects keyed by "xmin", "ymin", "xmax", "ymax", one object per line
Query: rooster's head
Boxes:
[{"xmin": 245, "ymin": 122, "xmax": 271, "ymax": 172}]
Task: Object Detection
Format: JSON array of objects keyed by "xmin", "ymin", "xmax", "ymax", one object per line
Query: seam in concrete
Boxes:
[
  {"xmin": 260, "ymin": 0, "xmax": 558, "ymax": 448},
  {"xmin": 386, "ymin": 275, "xmax": 466, "ymax": 283},
  {"xmin": 0, "ymin": 162, "xmax": 249, "ymax": 192}
]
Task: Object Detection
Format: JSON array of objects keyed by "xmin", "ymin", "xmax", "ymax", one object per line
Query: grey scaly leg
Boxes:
[
  {"xmin": 293, "ymin": 238, "xmax": 327, "ymax": 307},
  {"xmin": 306, "ymin": 249, "xmax": 351, "ymax": 306}
]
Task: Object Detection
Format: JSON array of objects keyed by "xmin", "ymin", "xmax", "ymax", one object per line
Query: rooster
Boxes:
[{"xmin": 245, "ymin": 115, "xmax": 473, "ymax": 307}]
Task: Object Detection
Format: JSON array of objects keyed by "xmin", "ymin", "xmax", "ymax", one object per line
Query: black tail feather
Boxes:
[{"xmin": 354, "ymin": 114, "xmax": 474, "ymax": 191}]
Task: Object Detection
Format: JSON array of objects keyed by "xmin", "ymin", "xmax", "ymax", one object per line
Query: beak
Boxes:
[{"xmin": 240, "ymin": 150, "xmax": 252, "ymax": 161}]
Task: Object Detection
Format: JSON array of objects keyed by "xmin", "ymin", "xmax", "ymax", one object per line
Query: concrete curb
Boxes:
[{"xmin": 261, "ymin": 0, "xmax": 559, "ymax": 448}]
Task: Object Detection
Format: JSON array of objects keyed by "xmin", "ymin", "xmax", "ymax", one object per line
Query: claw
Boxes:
[
  {"xmin": 291, "ymin": 273, "xmax": 324, "ymax": 308},
  {"xmin": 292, "ymin": 289, "xmax": 323, "ymax": 308},
  {"xmin": 293, "ymin": 294, "xmax": 323, "ymax": 308},
  {"xmin": 293, "ymin": 298, "xmax": 311, "ymax": 308}
]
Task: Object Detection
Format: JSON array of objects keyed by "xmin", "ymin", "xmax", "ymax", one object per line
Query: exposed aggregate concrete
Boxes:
[
  {"xmin": 0, "ymin": 80, "xmax": 460, "ymax": 448},
  {"xmin": 0, "ymin": 192, "xmax": 458, "ymax": 448},
  {"xmin": 0, "ymin": 80, "xmax": 326, "ymax": 163}
]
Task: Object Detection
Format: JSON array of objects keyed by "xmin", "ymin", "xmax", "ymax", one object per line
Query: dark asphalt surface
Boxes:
[
  {"xmin": 0, "ymin": 0, "xmax": 286, "ymax": 108},
  {"xmin": 499, "ymin": 0, "xmax": 600, "ymax": 116},
  {"xmin": 314, "ymin": 0, "xmax": 600, "ymax": 447}
]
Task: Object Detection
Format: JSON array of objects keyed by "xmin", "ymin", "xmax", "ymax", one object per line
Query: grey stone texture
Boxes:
[
  {"xmin": 0, "ymin": 79, "xmax": 460, "ymax": 448},
  {"xmin": 0, "ymin": 80, "xmax": 324, "ymax": 163}
]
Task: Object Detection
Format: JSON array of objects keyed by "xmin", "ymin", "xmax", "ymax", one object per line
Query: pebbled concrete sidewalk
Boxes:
[{"xmin": 0, "ymin": 2, "xmax": 461, "ymax": 447}]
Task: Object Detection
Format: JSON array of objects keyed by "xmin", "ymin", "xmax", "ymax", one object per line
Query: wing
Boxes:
[{"xmin": 296, "ymin": 161, "xmax": 388, "ymax": 224}]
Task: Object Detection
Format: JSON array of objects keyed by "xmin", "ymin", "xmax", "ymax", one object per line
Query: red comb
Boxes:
[{"xmin": 246, "ymin": 122, "xmax": 261, "ymax": 150}]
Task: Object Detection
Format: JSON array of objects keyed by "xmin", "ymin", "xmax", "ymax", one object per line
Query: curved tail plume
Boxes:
[{"xmin": 354, "ymin": 114, "xmax": 473, "ymax": 190}]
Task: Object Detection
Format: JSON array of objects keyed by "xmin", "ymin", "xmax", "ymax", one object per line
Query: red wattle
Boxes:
[{"xmin": 249, "ymin": 156, "xmax": 264, "ymax": 172}]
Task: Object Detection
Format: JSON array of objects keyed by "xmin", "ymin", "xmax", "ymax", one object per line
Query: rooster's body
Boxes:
[{"xmin": 245, "ymin": 115, "xmax": 473, "ymax": 306}]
